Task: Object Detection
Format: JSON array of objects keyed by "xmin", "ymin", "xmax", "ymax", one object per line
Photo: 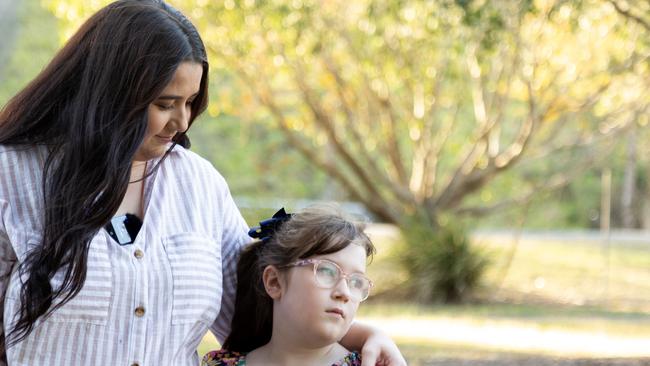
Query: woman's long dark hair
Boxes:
[
  {"xmin": 223, "ymin": 205, "xmax": 376, "ymax": 352},
  {"xmin": 0, "ymin": 0, "xmax": 208, "ymax": 344}
]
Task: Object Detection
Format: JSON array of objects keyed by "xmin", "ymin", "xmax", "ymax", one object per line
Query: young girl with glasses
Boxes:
[{"xmin": 202, "ymin": 205, "xmax": 377, "ymax": 366}]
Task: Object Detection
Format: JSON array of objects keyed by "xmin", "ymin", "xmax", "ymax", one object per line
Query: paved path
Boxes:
[
  {"xmin": 359, "ymin": 317, "xmax": 650, "ymax": 358},
  {"xmin": 420, "ymin": 356, "xmax": 650, "ymax": 366}
]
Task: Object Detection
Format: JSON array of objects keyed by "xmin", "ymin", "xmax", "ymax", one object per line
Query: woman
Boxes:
[{"xmin": 0, "ymin": 1, "xmax": 405, "ymax": 365}]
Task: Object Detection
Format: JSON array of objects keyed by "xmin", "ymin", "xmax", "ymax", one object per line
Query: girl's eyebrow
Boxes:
[{"xmin": 325, "ymin": 259, "xmax": 365, "ymax": 274}]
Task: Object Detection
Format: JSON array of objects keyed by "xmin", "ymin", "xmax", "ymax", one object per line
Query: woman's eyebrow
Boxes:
[
  {"xmin": 157, "ymin": 92, "xmax": 199, "ymax": 100},
  {"xmin": 157, "ymin": 95, "xmax": 182, "ymax": 100}
]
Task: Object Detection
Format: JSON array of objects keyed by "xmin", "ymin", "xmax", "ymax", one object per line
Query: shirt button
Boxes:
[
  {"xmin": 131, "ymin": 363, "xmax": 140, "ymax": 366},
  {"xmin": 134, "ymin": 249, "xmax": 144, "ymax": 259},
  {"xmin": 134, "ymin": 306, "xmax": 145, "ymax": 317}
]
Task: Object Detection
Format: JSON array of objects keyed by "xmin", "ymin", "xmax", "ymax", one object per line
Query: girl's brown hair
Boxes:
[{"xmin": 223, "ymin": 204, "xmax": 375, "ymax": 352}]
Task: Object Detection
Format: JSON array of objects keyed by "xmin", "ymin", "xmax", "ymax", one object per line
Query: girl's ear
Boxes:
[{"xmin": 262, "ymin": 265, "xmax": 284, "ymax": 300}]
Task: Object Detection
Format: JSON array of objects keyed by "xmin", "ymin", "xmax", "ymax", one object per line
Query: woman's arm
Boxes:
[
  {"xmin": 341, "ymin": 321, "xmax": 407, "ymax": 366},
  {"xmin": 0, "ymin": 202, "xmax": 18, "ymax": 366}
]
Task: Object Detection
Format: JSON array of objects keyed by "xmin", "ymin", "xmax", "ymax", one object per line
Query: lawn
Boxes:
[{"xmin": 198, "ymin": 225, "xmax": 650, "ymax": 364}]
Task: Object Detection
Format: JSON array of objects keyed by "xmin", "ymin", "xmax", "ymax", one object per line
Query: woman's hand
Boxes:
[
  {"xmin": 342, "ymin": 322, "xmax": 407, "ymax": 366},
  {"xmin": 360, "ymin": 329, "xmax": 407, "ymax": 366}
]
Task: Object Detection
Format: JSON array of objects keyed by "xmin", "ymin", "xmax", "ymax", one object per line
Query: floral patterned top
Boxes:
[{"xmin": 201, "ymin": 349, "xmax": 362, "ymax": 366}]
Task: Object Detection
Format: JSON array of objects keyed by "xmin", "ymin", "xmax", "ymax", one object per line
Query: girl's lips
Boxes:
[{"xmin": 325, "ymin": 308, "xmax": 345, "ymax": 319}]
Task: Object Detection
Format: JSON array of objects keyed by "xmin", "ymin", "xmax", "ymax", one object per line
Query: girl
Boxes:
[
  {"xmin": 202, "ymin": 205, "xmax": 376, "ymax": 366},
  {"xmin": 0, "ymin": 1, "xmax": 404, "ymax": 365}
]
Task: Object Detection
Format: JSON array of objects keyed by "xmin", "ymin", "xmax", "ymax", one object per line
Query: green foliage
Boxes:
[
  {"xmin": 188, "ymin": 113, "xmax": 331, "ymax": 200},
  {"xmin": 0, "ymin": 0, "xmax": 59, "ymax": 106},
  {"xmin": 20, "ymin": 0, "xmax": 650, "ymax": 304},
  {"xmin": 397, "ymin": 214, "xmax": 489, "ymax": 303}
]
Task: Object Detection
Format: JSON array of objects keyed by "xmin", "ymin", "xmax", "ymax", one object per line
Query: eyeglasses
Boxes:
[{"xmin": 284, "ymin": 259, "xmax": 373, "ymax": 302}]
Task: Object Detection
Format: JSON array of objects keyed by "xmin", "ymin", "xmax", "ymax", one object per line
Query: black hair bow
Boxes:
[{"xmin": 248, "ymin": 208, "xmax": 292, "ymax": 243}]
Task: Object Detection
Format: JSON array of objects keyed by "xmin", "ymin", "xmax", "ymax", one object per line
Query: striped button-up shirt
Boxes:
[{"xmin": 0, "ymin": 144, "xmax": 250, "ymax": 365}]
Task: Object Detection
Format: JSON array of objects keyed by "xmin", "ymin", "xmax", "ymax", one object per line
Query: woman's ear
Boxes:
[{"xmin": 262, "ymin": 265, "xmax": 284, "ymax": 300}]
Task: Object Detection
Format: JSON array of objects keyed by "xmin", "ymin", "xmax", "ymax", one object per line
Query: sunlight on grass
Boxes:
[
  {"xmin": 359, "ymin": 314, "xmax": 650, "ymax": 358},
  {"xmin": 197, "ymin": 332, "xmax": 219, "ymax": 360},
  {"xmin": 197, "ymin": 225, "xmax": 650, "ymax": 361},
  {"xmin": 475, "ymin": 234, "xmax": 650, "ymax": 312},
  {"xmin": 198, "ymin": 301, "xmax": 650, "ymax": 361},
  {"xmin": 363, "ymin": 225, "xmax": 650, "ymax": 312}
]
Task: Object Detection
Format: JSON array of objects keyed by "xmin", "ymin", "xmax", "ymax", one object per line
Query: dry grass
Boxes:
[{"xmin": 197, "ymin": 225, "xmax": 650, "ymax": 363}]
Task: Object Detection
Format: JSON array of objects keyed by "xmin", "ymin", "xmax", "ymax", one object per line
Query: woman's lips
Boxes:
[{"xmin": 156, "ymin": 135, "xmax": 174, "ymax": 143}]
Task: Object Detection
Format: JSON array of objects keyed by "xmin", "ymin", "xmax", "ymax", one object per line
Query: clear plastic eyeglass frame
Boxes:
[{"xmin": 283, "ymin": 258, "xmax": 373, "ymax": 302}]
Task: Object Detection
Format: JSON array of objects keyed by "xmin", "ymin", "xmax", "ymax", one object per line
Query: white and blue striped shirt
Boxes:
[{"xmin": 0, "ymin": 144, "xmax": 250, "ymax": 365}]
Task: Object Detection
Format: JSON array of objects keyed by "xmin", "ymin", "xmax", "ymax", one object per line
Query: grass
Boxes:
[
  {"xmin": 364, "ymin": 225, "xmax": 650, "ymax": 312},
  {"xmin": 197, "ymin": 225, "xmax": 650, "ymax": 362},
  {"xmin": 474, "ymin": 233, "xmax": 650, "ymax": 312}
]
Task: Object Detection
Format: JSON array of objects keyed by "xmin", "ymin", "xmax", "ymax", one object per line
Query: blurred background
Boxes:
[{"xmin": 1, "ymin": 0, "xmax": 649, "ymax": 364}]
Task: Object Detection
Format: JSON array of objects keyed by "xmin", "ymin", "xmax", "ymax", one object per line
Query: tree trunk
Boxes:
[{"xmin": 621, "ymin": 128, "xmax": 637, "ymax": 228}]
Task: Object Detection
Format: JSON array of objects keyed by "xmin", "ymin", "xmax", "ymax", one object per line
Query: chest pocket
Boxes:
[
  {"xmin": 162, "ymin": 233, "xmax": 222, "ymax": 326},
  {"xmin": 47, "ymin": 236, "xmax": 113, "ymax": 325},
  {"xmin": 6, "ymin": 233, "xmax": 112, "ymax": 326}
]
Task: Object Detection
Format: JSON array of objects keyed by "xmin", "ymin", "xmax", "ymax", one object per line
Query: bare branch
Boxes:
[
  {"xmin": 436, "ymin": 76, "xmax": 537, "ymax": 210},
  {"xmin": 425, "ymin": 105, "xmax": 459, "ymax": 199},
  {"xmin": 525, "ymin": 107, "xmax": 639, "ymax": 165},
  {"xmin": 378, "ymin": 90, "xmax": 409, "ymax": 184},
  {"xmin": 207, "ymin": 43, "xmax": 400, "ymax": 222},
  {"xmin": 491, "ymin": 80, "xmax": 537, "ymax": 170},
  {"xmin": 434, "ymin": 144, "xmax": 488, "ymax": 209},
  {"xmin": 321, "ymin": 54, "xmax": 416, "ymax": 205},
  {"xmin": 332, "ymin": 27, "xmax": 410, "ymax": 186},
  {"xmin": 256, "ymin": 29, "xmax": 410, "ymax": 214},
  {"xmin": 435, "ymin": 41, "xmax": 523, "ymax": 210},
  {"xmin": 452, "ymin": 172, "xmax": 570, "ymax": 216},
  {"xmin": 290, "ymin": 60, "xmax": 400, "ymax": 211},
  {"xmin": 486, "ymin": 35, "xmax": 522, "ymax": 149},
  {"xmin": 454, "ymin": 148, "xmax": 601, "ymax": 216},
  {"xmin": 231, "ymin": 62, "xmax": 400, "ymax": 223},
  {"xmin": 413, "ymin": 53, "xmax": 452, "ymax": 200},
  {"xmin": 608, "ymin": 0, "xmax": 650, "ymax": 32},
  {"xmin": 414, "ymin": 103, "xmax": 456, "ymax": 203},
  {"xmin": 466, "ymin": 46, "xmax": 494, "ymax": 141}
]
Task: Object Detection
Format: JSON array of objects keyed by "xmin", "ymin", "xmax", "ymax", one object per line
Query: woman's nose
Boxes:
[{"xmin": 171, "ymin": 104, "xmax": 190, "ymax": 132}]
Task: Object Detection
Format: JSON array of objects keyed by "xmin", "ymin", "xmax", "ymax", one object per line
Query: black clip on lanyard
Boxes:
[{"xmin": 105, "ymin": 213, "xmax": 143, "ymax": 245}]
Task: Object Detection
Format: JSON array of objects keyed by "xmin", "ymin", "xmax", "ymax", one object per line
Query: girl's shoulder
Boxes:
[
  {"xmin": 201, "ymin": 349, "xmax": 360, "ymax": 366},
  {"xmin": 333, "ymin": 351, "xmax": 362, "ymax": 366},
  {"xmin": 201, "ymin": 349, "xmax": 246, "ymax": 366}
]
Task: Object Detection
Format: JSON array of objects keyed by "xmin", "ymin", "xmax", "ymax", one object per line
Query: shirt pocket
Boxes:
[
  {"xmin": 162, "ymin": 232, "xmax": 222, "ymax": 326},
  {"xmin": 46, "ymin": 235, "xmax": 113, "ymax": 325}
]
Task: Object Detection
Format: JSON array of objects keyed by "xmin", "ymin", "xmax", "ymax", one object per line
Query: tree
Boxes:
[
  {"xmin": 199, "ymin": 0, "xmax": 646, "ymax": 301},
  {"xmin": 0, "ymin": 0, "xmax": 59, "ymax": 105},
  {"xmin": 608, "ymin": 0, "xmax": 650, "ymax": 32},
  {"xmin": 607, "ymin": 0, "xmax": 650, "ymax": 229},
  {"xmin": 46, "ymin": 0, "xmax": 648, "ymax": 302}
]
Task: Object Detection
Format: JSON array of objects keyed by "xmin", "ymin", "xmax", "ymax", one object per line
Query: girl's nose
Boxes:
[{"xmin": 332, "ymin": 278, "xmax": 351, "ymax": 303}]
